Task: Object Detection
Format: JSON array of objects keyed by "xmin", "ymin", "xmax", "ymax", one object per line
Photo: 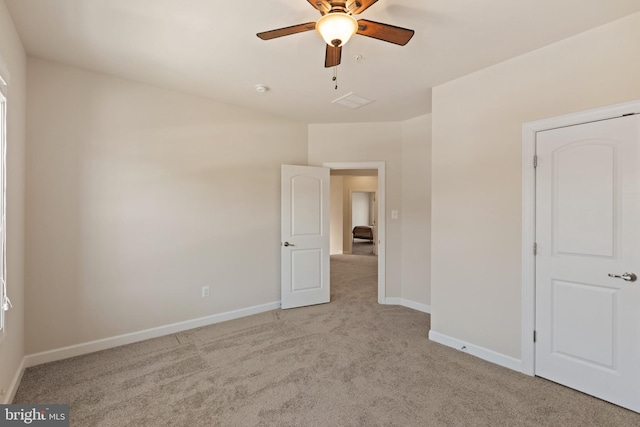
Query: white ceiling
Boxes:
[{"xmin": 5, "ymin": 0, "xmax": 640, "ymax": 124}]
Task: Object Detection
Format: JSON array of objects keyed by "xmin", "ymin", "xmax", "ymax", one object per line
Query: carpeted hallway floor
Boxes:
[
  {"xmin": 13, "ymin": 254, "xmax": 640, "ymax": 426},
  {"xmin": 351, "ymin": 239, "xmax": 375, "ymax": 256}
]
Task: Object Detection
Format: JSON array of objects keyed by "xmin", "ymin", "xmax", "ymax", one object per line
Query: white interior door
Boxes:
[
  {"xmin": 281, "ymin": 165, "xmax": 330, "ymax": 309},
  {"xmin": 535, "ymin": 114, "xmax": 640, "ymax": 412}
]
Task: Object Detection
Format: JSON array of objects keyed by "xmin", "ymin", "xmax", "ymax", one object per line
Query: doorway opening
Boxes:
[
  {"xmin": 323, "ymin": 162, "xmax": 386, "ymax": 304},
  {"xmin": 351, "ymin": 191, "xmax": 377, "ymax": 256}
]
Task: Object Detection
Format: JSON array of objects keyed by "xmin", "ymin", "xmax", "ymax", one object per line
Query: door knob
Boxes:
[
  {"xmin": 283, "ymin": 242, "xmax": 295, "ymax": 247},
  {"xmin": 608, "ymin": 272, "xmax": 637, "ymax": 282}
]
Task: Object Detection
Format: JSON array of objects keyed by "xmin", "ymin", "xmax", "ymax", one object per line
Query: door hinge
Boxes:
[
  {"xmin": 533, "ymin": 330, "xmax": 537, "ymax": 343},
  {"xmin": 533, "ymin": 155, "xmax": 538, "ymax": 168},
  {"xmin": 533, "ymin": 242, "xmax": 537, "ymax": 256}
]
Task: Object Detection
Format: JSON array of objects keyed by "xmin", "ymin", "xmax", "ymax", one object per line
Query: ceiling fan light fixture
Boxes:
[{"xmin": 316, "ymin": 13, "xmax": 358, "ymax": 47}]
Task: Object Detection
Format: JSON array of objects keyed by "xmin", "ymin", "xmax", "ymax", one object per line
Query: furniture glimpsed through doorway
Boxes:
[
  {"xmin": 324, "ymin": 162, "xmax": 386, "ymax": 304},
  {"xmin": 351, "ymin": 191, "xmax": 376, "ymax": 256}
]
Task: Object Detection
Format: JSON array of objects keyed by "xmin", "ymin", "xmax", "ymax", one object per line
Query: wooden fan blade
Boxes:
[
  {"xmin": 346, "ymin": 0, "xmax": 379, "ymax": 14},
  {"xmin": 307, "ymin": 0, "xmax": 331, "ymax": 14},
  {"xmin": 356, "ymin": 19, "xmax": 414, "ymax": 46},
  {"xmin": 325, "ymin": 44, "xmax": 342, "ymax": 68},
  {"xmin": 257, "ymin": 22, "xmax": 316, "ymax": 40}
]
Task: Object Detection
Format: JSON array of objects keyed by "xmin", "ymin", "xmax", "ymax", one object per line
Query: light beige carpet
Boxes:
[
  {"xmin": 14, "ymin": 254, "xmax": 640, "ymax": 426},
  {"xmin": 351, "ymin": 240, "xmax": 375, "ymax": 256}
]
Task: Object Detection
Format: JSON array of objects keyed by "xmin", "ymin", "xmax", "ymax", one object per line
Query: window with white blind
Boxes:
[{"xmin": 0, "ymin": 75, "xmax": 9, "ymax": 339}]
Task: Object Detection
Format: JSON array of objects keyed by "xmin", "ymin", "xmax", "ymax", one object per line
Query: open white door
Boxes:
[
  {"xmin": 535, "ymin": 114, "xmax": 640, "ymax": 412},
  {"xmin": 281, "ymin": 165, "xmax": 330, "ymax": 309}
]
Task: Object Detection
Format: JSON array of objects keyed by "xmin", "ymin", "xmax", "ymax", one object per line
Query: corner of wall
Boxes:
[{"xmin": 0, "ymin": 0, "xmax": 28, "ymax": 404}]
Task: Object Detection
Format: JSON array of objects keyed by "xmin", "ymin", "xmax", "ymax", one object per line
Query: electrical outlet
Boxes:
[{"xmin": 201, "ymin": 286, "xmax": 210, "ymax": 298}]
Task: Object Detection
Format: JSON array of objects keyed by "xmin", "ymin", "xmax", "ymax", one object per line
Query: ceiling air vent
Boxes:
[{"xmin": 331, "ymin": 92, "xmax": 375, "ymax": 109}]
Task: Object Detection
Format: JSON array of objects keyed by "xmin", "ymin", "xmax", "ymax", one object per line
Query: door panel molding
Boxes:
[
  {"xmin": 281, "ymin": 165, "xmax": 330, "ymax": 309},
  {"xmin": 522, "ymin": 99, "xmax": 640, "ymax": 376}
]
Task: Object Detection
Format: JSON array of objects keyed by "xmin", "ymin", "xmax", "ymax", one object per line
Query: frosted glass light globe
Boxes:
[{"xmin": 316, "ymin": 13, "xmax": 358, "ymax": 47}]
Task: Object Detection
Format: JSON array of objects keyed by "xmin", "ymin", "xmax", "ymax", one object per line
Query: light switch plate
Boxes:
[{"xmin": 391, "ymin": 210, "xmax": 398, "ymax": 219}]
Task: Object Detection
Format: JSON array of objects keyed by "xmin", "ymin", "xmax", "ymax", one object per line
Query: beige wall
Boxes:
[
  {"xmin": 401, "ymin": 115, "xmax": 431, "ymax": 306},
  {"xmin": 329, "ymin": 176, "xmax": 343, "ymax": 255},
  {"xmin": 25, "ymin": 58, "xmax": 308, "ymax": 354},
  {"xmin": 431, "ymin": 12, "xmax": 640, "ymax": 359},
  {"xmin": 309, "ymin": 117, "xmax": 431, "ymax": 306},
  {"xmin": 0, "ymin": 0, "xmax": 26, "ymax": 402}
]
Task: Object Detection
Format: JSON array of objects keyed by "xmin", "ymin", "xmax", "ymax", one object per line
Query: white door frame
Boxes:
[
  {"xmin": 323, "ymin": 161, "xmax": 386, "ymax": 305},
  {"xmin": 521, "ymin": 99, "xmax": 640, "ymax": 375}
]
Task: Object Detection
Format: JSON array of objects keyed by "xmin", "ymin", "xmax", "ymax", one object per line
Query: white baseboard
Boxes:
[
  {"xmin": 384, "ymin": 297, "xmax": 431, "ymax": 314},
  {"xmin": 3, "ymin": 356, "xmax": 26, "ymax": 404},
  {"xmin": 428, "ymin": 330, "xmax": 522, "ymax": 372},
  {"xmin": 400, "ymin": 299, "xmax": 431, "ymax": 314},
  {"xmin": 24, "ymin": 301, "xmax": 281, "ymax": 368}
]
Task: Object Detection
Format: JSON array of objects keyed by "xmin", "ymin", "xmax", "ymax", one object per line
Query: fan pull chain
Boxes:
[{"xmin": 332, "ymin": 66, "xmax": 338, "ymax": 90}]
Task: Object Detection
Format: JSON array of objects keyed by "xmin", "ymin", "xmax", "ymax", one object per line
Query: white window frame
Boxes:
[{"xmin": 0, "ymin": 74, "xmax": 8, "ymax": 339}]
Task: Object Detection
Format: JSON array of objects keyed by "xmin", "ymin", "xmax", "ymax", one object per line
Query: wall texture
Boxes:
[
  {"xmin": 25, "ymin": 58, "xmax": 308, "ymax": 354},
  {"xmin": 400, "ymin": 115, "xmax": 431, "ymax": 307},
  {"xmin": 0, "ymin": 0, "xmax": 26, "ymax": 402},
  {"xmin": 431, "ymin": 12, "xmax": 640, "ymax": 359}
]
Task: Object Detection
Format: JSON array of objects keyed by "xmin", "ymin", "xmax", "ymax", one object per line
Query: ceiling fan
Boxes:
[{"xmin": 257, "ymin": 0, "xmax": 415, "ymax": 68}]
